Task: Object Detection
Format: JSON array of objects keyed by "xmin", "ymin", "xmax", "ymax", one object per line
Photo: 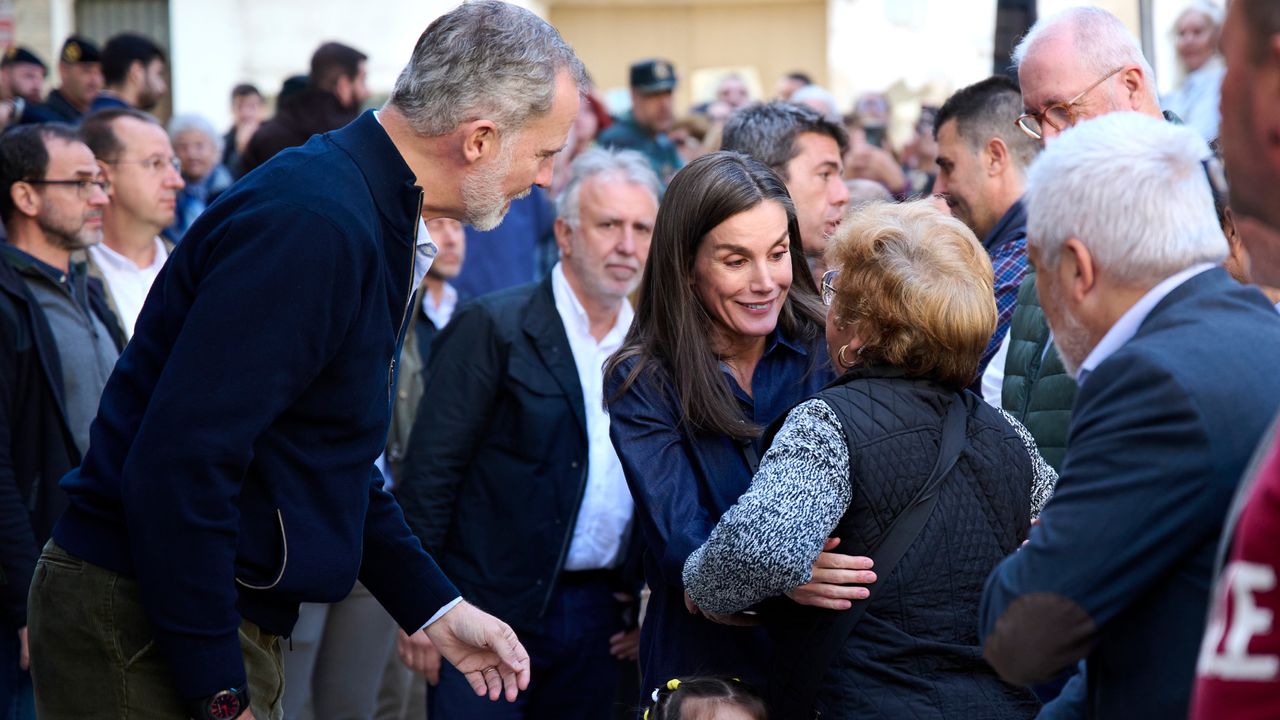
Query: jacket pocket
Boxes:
[{"xmin": 235, "ymin": 508, "xmax": 288, "ymax": 590}]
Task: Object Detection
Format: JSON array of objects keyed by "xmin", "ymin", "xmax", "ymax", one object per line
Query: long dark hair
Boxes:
[{"xmin": 605, "ymin": 151, "xmax": 824, "ymax": 439}]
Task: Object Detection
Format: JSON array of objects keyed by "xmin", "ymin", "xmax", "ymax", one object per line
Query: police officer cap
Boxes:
[
  {"xmin": 629, "ymin": 59, "xmax": 676, "ymax": 95},
  {"xmin": 2, "ymin": 46, "xmax": 46, "ymax": 71},
  {"xmin": 60, "ymin": 36, "xmax": 102, "ymax": 64}
]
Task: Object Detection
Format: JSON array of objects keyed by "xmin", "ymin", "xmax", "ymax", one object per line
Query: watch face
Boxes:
[{"xmin": 208, "ymin": 690, "xmax": 242, "ymax": 720}]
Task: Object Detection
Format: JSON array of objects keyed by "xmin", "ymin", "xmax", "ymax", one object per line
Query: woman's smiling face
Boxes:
[{"xmin": 692, "ymin": 200, "xmax": 794, "ymax": 352}]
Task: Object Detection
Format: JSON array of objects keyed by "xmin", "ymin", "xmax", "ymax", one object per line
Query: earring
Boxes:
[{"xmin": 837, "ymin": 343, "xmax": 856, "ymax": 369}]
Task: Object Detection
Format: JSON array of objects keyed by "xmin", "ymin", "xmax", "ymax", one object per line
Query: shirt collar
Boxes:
[
  {"xmin": 1077, "ymin": 263, "xmax": 1215, "ymax": 385},
  {"xmin": 0, "ymin": 244, "xmax": 72, "ymax": 283},
  {"xmin": 982, "ymin": 199, "xmax": 1026, "ymax": 253},
  {"xmin": 422, "ymin": 280, "xmax": 457, "ymax": 316},
  {"xmin": 92, "ymin": 237, "xmax": 168, "ymax": 271}
]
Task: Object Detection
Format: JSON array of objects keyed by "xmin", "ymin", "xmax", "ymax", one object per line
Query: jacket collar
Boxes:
[
  {"xmin": 1141, "ymin": 265, "xmax": 1236, "ymax": 332},
  {"xmin": 524, "ymin": 274, "xmax": 588, "ymax": 436},
  {"xmin": 327, "ymin": 110, "xmax": 422, "ymax": 240},
  {"xmin": 982, "ymin": 198, "xmax": 1027, "ymax": 254}
]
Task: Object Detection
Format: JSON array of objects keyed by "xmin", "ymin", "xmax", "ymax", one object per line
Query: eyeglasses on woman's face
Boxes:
[{"xmin": 821, "ymin": 268, "xmax": 839, "ymax": 306}]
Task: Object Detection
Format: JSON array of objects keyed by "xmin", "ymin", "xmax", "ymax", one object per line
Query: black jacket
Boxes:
[
  {"xmin": 770, "ymin": 367, "xmax": 1040, "ymax": 718},
  {"xmin": 397, "ymin": 276, "xmax": 637, "ymax": 631},
  {"xmin": 0, "ymin": 247, "xmax": 122, "ymax": 629}
]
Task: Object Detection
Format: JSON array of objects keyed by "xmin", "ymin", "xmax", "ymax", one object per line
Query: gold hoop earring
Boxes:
[{"xmin": 837, "ymin": 343, "xmax": 856, "ymax": 369}]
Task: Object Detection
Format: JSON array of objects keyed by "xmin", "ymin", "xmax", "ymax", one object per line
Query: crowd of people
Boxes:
[{"xmin": 0, "ymin": 0, "xmax": 1277, "ymax": 719}]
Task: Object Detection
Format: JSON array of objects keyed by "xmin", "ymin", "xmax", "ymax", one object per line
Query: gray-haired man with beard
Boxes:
[
  {"xmin": 0, "ymin": 123, "xmax": 122, "ymax": 713},
  {"xmin": 26, "ymin": 2, "xmax": 586, "ymax": 718},
  {"xmin": 397, "ymin": 147, "xmax": 660, "ymax": 719}
]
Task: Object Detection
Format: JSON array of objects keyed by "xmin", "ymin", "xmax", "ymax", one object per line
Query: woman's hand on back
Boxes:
[{"xmin": 787, "ymin": 538, "xmax": 877, "ymax": 610}]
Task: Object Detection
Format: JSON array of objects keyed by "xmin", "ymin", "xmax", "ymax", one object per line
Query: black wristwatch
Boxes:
[{"xmin": 188, "ymin": 687, "xmax": 250, "ymax": 720}]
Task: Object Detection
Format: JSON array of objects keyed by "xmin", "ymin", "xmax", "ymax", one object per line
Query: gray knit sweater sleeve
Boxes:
[
  {"xmin": 997, "ymin": 408, "xmax": 1059, "ymax": 518},
  {"xmin": 683, "ymin": 399, "xmax": 851, "ymax": 615}
]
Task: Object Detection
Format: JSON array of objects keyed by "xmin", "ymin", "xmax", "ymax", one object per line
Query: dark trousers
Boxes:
[
  {"xmin": 27, "ymin": 541, "xmax": 285, "ymax": 719},
  {"xmin": 428, "ymin": 573, "xmax": 630, "ymax": 719}
]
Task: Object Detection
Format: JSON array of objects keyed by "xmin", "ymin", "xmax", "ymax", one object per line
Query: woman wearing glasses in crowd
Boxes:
[
  {"xmin": 604, "ymin": 152, "xmax": 874, "ymax": 692},
  {"xmin": 682, "ymin": 201, "xmax": 1056, "ymax": 718}
]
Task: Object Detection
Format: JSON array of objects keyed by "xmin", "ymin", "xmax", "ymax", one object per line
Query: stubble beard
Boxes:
[{"xmin": 462, "ymin": 140, "xmax": 525, "ymax": 232}]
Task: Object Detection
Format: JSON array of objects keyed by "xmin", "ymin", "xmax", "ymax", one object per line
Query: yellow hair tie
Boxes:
[{"xmin": 666, "ymin": 678, "xmax": 681, "ymax": 691}]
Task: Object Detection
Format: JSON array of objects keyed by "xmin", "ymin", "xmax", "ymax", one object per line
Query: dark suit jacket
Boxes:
[
  {"xmin": 397, "ymin": 275, "xmax": 636, "ymax": 632},
  {"xmin": 980, "ymin": 268, "xmax": 1280, "ymax": 719}
]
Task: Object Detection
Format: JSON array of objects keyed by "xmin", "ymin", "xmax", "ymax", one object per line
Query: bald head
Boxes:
[{"xmin": 1014, "ymin": 7, "xmax": 1161, "ymax": 141}]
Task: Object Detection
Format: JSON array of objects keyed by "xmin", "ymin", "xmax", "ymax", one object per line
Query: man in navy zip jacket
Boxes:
[{"xmin": 25, "ymin": 3, "xmax": 588, "ymax": 719}]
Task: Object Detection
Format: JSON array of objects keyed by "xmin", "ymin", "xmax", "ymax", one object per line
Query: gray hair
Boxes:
[
  {"xmin": 1013, "ymin": 7, "xmax": 1156, "ymax": 100},
  {"xmin": 389, "ymin": 0, "xmax": 588, "ymax": 137},
  {"xmin": 167, "ymin": 113, "xmax": 224, "ymax": 157},
  {"xmin": 555, "ymin": 147, "xmax": 661, "ymax": 228},
  {"xmin": 720, "ymin": 101, "xmax": 849, "ymax": 181},
  {"xmin": 789, "ymin": 84, "xmax": 841, "ymax": 121},
  {"xmin": 1025, "ymin": 112, "xmax": 1226, "ymax": 286}
]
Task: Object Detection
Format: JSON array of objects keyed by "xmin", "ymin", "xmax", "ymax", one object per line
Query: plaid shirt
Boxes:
[{"xmin": 978, "ymin": 201, "xmax": 1029, "ymax": 376}]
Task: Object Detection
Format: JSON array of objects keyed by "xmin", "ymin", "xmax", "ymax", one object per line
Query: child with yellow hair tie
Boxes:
[{"xmin": 644, "ymin": 677, "xmax": 767, "ymax": 720}]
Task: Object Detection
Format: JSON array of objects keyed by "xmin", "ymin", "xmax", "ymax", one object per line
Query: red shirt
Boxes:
[{"xmin": 1192, "ymin": 437, "xmax": 1280, "ymax": 718}]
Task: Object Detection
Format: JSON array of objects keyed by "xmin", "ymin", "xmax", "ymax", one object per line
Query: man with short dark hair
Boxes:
[
  {"xmin": 0, "ymin": 123, "xmax": 120, "ymax": 720},
  {"xmin": 1192, "ymin": 1, "xmax": 1280, "ymax": 715},
  {"xmin": 933, "ymin": 75, "xmax": 1039, "ymax": 381},
  {"xmin": 597, "ymin": 59, "xmax": 682, "ymax": 185},
  {"xmin": 26, "ymin": 2, "xmax": 585, "ymax": 718},
  {"xmin": 239, "ymin": 42, "xmax": 370, "ymax": 174},
  {"xmin": 22, "ymin": 37, "xmax": 104, "ymax": 125},
  {"xmin": 775, "ymin": 71, "xmax": 811, "ymax": 101},
  {"xmin": 79, "ymin": 107, "xmax": 184, "ymax": 337},
  {"xmin": 224, "ymin": 83, "xmax": 263, "ymax": 172},
  {"xmin": 1000, "ymin": 7, "xmax": 1170, "ymax": 472},
  {"xmin": 90, "ymin": 33, "xmax": 167, "ymax": 113},
  {"xmin": 720, "ymin": 101, "xmax": 850, "ymax": 279}
]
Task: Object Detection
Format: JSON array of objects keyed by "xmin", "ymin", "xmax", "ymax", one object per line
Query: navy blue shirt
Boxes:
[{"xmin": 606, "ymin": 330, "xmax": 832, "ymax": 689}]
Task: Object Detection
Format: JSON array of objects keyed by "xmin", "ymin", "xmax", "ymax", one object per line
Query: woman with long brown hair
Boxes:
[{"xmin": 604, "ymin": 152, "xmax": 873, "ymax": 692}]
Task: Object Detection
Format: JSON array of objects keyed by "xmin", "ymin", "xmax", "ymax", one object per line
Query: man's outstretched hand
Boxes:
[{"xmin": 423, "ymin": 601, "xmax": 531, "ymax": 702}]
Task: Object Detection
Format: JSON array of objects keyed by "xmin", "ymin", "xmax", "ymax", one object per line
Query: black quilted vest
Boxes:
[{"xmin": 766, "ymin": 366, "xmax": 1041, "ymax": 719}]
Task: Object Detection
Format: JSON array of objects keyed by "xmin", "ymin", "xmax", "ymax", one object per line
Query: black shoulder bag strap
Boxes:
[{"xmin": 777, "ymin": 393, "xmax": 970, "ymax": 719}]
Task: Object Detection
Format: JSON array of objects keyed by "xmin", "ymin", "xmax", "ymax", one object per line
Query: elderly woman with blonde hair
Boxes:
[{"xmin": 683, "ymin": 200, "xmax": 1055, "ymax": 719}]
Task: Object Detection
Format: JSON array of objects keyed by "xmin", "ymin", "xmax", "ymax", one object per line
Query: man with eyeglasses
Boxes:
[
  {"xmin": 997, "ymin": 7, "xmax": 1170, "ymax": 482},
  {"xmin": 0, "ymin": 123, "xmax": 122, "ymax": 717},
  {"xmin": 79, "ymin": 107, "xmax": 185, "ymax": 337}
]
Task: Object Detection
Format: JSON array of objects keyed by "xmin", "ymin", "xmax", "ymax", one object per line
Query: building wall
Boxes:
[
  {"xmin": 12, "ymin": 0, "xmax": 1198, "ymax": 133},
  {"xmin": 551, "ymin": 0, "xmax": 826, "ymax": 113},
  {"xmin": 168, "ymin": 0, "xmax": 549, "ymax": 130}
]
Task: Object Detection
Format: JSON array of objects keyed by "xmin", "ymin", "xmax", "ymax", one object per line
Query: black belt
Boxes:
[{"xmin": 558, "ymin": 568, "xmax": 613, "ymax": 585}]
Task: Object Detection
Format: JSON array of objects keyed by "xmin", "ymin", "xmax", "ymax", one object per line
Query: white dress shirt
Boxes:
[
  {"xmin": 551, "ymin": 263, "xmax": 636, "ymax": 571},
  {"xmin": 1077, "ymin": 263, "xmax": 1214, "ymax": 386},
  {"xmin": 88, "ymin": 237, "xmax": 169, "ymax": 338}
]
